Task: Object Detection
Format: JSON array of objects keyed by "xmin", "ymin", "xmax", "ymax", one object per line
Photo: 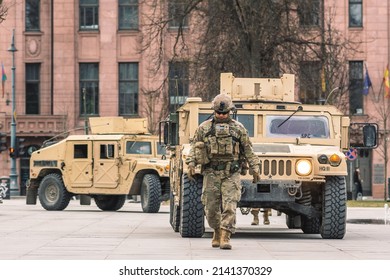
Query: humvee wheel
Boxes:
[
  {"xmin": 140, "ymin": 174, "xmax": 161, "ymax": 213},
  {"xmin": 301, "ymin": 217, "xmax": 321, "ymax": 234},
  {"xmin": 169, "ymin": 191, "xmax": 180, "ymax": 232},
  {"xmin": 286, "ymin": 214, "xmax": 301, "ymax": 229},
  {"xmin": 94, "ymin": 195, "xmax": 126, "ymax": 211},
  {"xmin": 320, "ymin": 176, "xmax": 346, "ymax": 239},
  {"xmin": 38, "ymin": 173, "xmax": 72, "ymax": 211},
  {"xmin": 179, "ymin": 174, "xmax": 204, "ymax": 238}
]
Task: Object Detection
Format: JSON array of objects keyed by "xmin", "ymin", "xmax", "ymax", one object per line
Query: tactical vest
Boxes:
[{"xmin": 205, "ymin": 121, "xmax": 240, "ymax": 162}]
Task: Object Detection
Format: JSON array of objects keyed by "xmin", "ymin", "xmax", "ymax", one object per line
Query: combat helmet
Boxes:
[{"xmin": 211, "ymin": 93, "xmax": 235, "ymax": 113}]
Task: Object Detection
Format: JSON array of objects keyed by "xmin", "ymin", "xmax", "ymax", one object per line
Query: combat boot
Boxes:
[
  {"xmin": 251, "ymin": 213, "xmax": 259, "ymax": 225},
  {"xmin": 220, "ymin": 229, "xmax": 232, "ymax": 250},
  {"xmin": 211, "ymin": 229, "xmax": 221, "ymax": 248},
  {"xmin": 263, "ymin": 211, "xmax": 270, "ymax": 225}
]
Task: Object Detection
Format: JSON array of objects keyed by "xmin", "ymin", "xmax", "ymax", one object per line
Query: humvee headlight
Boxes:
[
  {"xmin": 164, "ymin": 164, "xmax": 170, "ymax": 172},
  {"xmin": 329, "ymin": 154, "xmax": 341, "ymax": 167},
  {"xmin": 296, "ymin": 159, "xmax": 312, "ymax": 176}
]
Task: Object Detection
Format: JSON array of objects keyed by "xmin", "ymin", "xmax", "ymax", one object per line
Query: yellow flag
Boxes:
[{"xmin": 321, "ymin": 66, "xmax": 326, "ymax": 93}]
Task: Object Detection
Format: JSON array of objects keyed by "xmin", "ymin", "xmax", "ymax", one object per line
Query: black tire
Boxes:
[
  {"xmin": 286, "ymin": 214, "xmax": 301, "ymax": 229},
  {"xmin": 169, "ymin": 191, "xmax": 180, "ymax": 232},
  {"xmin": 179, "ymin": 174, "xmax": 204, "ymax": 237},
  {"xmin": 301, "ymin": 217, "xmax": 321, "ymax": 234},
  {"xmin": 296, "ymin": 186, "xmax": 321, "ymax": 234},
  {"xmin": 140, "ymin": 174, "xmax": 161, "ymax": 213},
  {"xmin": 94, "ymin": 195, "xmax": 126, "ymax": 211},
  {"xmin": 38, "ymin": 173, "xmax": 72, "ymax": 211},
  {"xmin": 320, "ymin": 176, "xmax": 346, "ymax": 239}
]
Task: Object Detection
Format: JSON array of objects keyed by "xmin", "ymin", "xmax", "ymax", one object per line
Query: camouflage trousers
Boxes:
[{"xmin": 201, "ymin": 170, "xmax": 241, "ymax": 234}]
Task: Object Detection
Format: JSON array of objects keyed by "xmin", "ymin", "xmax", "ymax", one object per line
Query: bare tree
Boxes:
[
  {"xmin": 140, "ymin": 0, "xmax": 362, "ymax": 120},
  {"xmin": 0, "ymin": 0, "xmax": 8, "ymax": 23},
  {"xmin": 363, "ymin": 79, "xmax": 390, "ymax": 201}
]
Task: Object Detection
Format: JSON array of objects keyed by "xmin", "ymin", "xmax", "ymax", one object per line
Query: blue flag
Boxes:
[{"xmin": 363, "ymin": 68, "xmax": 372, "ymax": 95}]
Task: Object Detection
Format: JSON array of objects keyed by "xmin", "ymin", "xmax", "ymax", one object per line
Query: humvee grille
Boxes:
[{"xmin": 260, "ymin": 159, "xmax": 292, "ymax": 176}]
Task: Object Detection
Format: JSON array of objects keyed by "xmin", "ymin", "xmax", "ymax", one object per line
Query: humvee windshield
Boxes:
[
  {"xmin": 199, "ymin": 113, "xmax": 255, "ymax": 137},
  {"xmin": 157, "ymin": 142, "xmax": 167, "ymax": 155},
  {"xmin": 126, "ymin": 141, "xmax": 152, "ymax": 154},
  {"xmin": 266, "ymin": 116, "xmax": 329, "ymax": 138}
]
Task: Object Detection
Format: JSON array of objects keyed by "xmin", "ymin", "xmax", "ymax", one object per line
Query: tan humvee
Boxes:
[
  {"xmin": 161, "ymin": 73, "xmax": 377, "ymax": 239},
  {"xmin": 26, "ymin": 117, "xmax": 170, "ymax": 213}
]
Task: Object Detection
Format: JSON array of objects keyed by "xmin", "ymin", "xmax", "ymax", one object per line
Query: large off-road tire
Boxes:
[
  {"xmin": 94, "ymin": 195, "xmax": 126, "ymax": 211},
  {"xmin": 296, "ymin": 186, "xmax": 321, "ymax": 234},
  {"xmin": 301, "ymin": 217, "xmax": 321, "ymax": 234},
  {"xmin": 38, "ymin": 173, "xmax": 72, "ymax": 211},
  {"xmin": 140, "ymin": 174, "xmax": 161, "ymax": 213},
  {"xmin": 169, "ymin": 191, "xmax": 180, "ymax": 232},
  {"xmin": 179, "ymin": 174, "xmax": 204, "ymax": 237},
  {"xmin": 286, "ymin": 214, "xmax": 301, "ymax": 229},
  {"xmin": 320, "ymin": 176, "xmax": 346, "ymax": 239}
]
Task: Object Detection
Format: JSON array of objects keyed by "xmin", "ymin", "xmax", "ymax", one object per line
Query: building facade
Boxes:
[{"xmin": 0, "ymin": 0, "xmax": 389, "ymax": 198}]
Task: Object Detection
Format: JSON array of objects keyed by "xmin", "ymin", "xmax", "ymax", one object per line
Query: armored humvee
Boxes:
[
  {"xmin": 26, "ymin": 117, "xmax": 170, "ymax": 213},
  {"xmin": 161, "ymin": 73, "xmax": 377, "ymax": 239}
]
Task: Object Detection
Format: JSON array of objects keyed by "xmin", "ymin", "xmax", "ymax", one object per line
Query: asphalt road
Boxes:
[{"xmin": 1, "ymin": 197, "xmax": 390, "ymax": 261}]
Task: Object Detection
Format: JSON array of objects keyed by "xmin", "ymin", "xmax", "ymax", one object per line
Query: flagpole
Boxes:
[{"xmin": 7, "ymin": 29, "xmax": 18, "ymax": 196}]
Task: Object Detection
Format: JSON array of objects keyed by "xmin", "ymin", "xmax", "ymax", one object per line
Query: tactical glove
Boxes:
[
  {"xmin": 187, "ymin": 162, "xmax": 196, "ymax": 181},
  {"xmin": 252, "ymin": 171, "xmax": 260, "ymax": 183},
  {"xmin": 240, "ymin": 161, "xmax": 249, "ymax": 176}
]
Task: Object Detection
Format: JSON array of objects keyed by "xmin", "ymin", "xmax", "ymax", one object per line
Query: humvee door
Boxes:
[
  {"xmin": 93, "ymin": 141, "xmax": 120, "ymax": 189},
  {"xmin": 65, "ymin": 141, "xmax": 93, "ymax": 188}
]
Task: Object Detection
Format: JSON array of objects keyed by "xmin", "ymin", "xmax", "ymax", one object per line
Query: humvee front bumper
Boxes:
[{"xmin": 238, "ymin": 179, "xmax": 321, "ymax": 218}]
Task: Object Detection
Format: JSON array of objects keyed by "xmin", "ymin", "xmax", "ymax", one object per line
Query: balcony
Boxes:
[{"xmin": 0, "ymin": 114, "xmax": 68, "ymax": 137}]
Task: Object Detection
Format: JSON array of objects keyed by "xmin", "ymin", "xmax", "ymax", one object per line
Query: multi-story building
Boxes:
[{"xmin": 0, "ymin": 0, "xmax": 389, "ymax": 199}]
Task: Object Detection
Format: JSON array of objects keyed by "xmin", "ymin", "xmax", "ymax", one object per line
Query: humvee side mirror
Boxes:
[
  {"xmin": 363, "ymin": 124, "xmax": 377, "ymax": 148},
  {"xmin": 350, "ymin": 123, "xmax": 378, "ymax": 149},
  {"xmin": 163, "ymin": 122, "xmax": 169, "ymax": 145},
  {"xmin": 159, "ymin": 114, "xmax": 178, "ymax": 148}
]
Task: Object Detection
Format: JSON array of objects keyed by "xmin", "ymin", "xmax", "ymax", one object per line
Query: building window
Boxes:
[
  {"xmin": 80, "ymin": 63, "xmax": 99, "ymax": 116},
  {"xmin": 26, "ymin": 0, "xmax": 40, "ymax": 31},
  {"xmin": 119, "ymin": 0, "xmax": 138, "ymax": 30},
  {"xmin": 80, "ymin": 0, "xmax": 99, "ymax": 30},
  {"xmin": 299, "ymin": 61, "xmax": 321, "ymax": 104},
  {"xmin": 168, "ymin": 0, "xmax": 189, "ymax": 28},
  {"xmin": 298, "ymin": 0, "xmax": 320, "ymax": 27},
  {"xmin": 26, "ymin": 63, "xmax": 40, "ymax": 114},
  {"xmin": 169, "ymin": 61, "xmax": 189, "ymax": 112},
  {"xmin": 349, "ymin": 61, "xmax": 363, "ymax": 115},
  {"xmin": 349, "ymin": 0, "xmax": 362, "ymax": 27},
  {"xmin": 119, "ymin": 63, "xmax": 138, "ymax": 115}
]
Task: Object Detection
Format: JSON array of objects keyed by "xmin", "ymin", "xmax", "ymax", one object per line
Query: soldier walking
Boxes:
[
  {"xmin": 251, "ymin": 208, "xmax": 270, "ymax": 225},
  {"xmin": 186, "ymin": 93, "xmax": 260, "ymax": 250}
]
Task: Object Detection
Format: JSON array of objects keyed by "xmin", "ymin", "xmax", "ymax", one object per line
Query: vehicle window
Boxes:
[
  {"xmin": 236, "ymin": 114, "xmax": 254, "ymax": 137},
  {"xmin": 100, "ymin": 144, "xmax": 115, "ymax": 159},
  {"xmin": 126, "ymin": 141, "xmax": 152, "ymax": 154},
  {"xmin": 267, "ymin": 116, "xmax": 329, "ymax": 138},
  {"xmin": 74, "ymin": 144, "xmax": 88, "ymax": 158},
  {"xmin": 198, "ymin": 113, "xmax": 254, "ymax": 137},
  {"xmin": 157, "ymin": 142, "xmax": 166, "ymax": 155}
]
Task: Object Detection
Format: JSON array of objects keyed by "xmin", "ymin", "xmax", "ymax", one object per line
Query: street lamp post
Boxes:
[{"xmin": 8, "ymin": 29, "xmax": 18, "ymax": 196}]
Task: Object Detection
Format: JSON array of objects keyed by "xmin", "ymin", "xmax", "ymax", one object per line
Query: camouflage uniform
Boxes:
[
  {"xmin": 186, "ymin": 94, "xmax": 260, "ymax": 247},
  {"xmin": 251, "ymin": 208, "xmax": 270, "ymax": 225}
]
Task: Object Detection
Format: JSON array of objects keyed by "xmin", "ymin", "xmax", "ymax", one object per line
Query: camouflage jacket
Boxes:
[{"xmin": 186, "ymin": 117, "xmax": 260, "ymax": 173}]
